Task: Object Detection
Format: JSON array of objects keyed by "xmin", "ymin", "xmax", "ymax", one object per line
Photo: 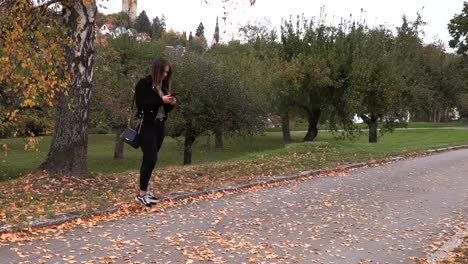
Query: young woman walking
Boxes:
[{"xmin": 134, "ymin": 58, "xmax": 176, "ymax": 207}]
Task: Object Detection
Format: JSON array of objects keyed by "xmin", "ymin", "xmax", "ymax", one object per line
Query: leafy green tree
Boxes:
[
  {"xmin": 324, "ymin": 21, "xmax": 363, "ymax": 139},
  {"xmin": 349, "ymin": 27, "xmax": 405, "ymax": 143},
  {"xmin": 279, "ymin": 15, "xmax": 339, "ymax": 142},
  {"xmin": 195, "ymin": 22, "xmax": 205, "ymax": 37},
  {"xmin": 206, "ymin": 42, "xmax": 270, "ymax": 148},
  {"xmin": 106, "ymin": 11, "xmax": 132, "ymax": 28},
  {"xmin": 95, "ymin": 11, "xmax": 107, "ymax": 27},
  {"xmin": 393, "ymin": 15, "xmax": 426, "ymax": 121},
  {"xmin": 187, "ymin": 36, "xmax": 208, "ymax": 54},
  {"xmin": 238, "ymin": 20, "xmax": 279, "ymax": 60},
  {"xmin": 92, "ymin": 36, "xmax": 164, "ymax": 159},
  {"xmin": 168, "ymin": 53, "xmax": 265, "ymax": 164},
  {"xmin": 134, "ymin": 10, "xmax": 152, "ymax": 36},
  {"xmin": 115, "ymin": 11, "xmax": 132, "ymax": 28},
  {"xmin": 449, "ymin": 2, "xmax": 468, "ymax": 56},
  {"xmin": 235, "ymin": 21, "xmax": 285, "ymax": 140},
  {"xmin": 459, "ymin": 94, "xmax": 468, "ymax": 118},
  {"xmin": 421, "ymin": 45, "xmax": 467, "ymax": 122},
  {"xmin": 157, "ymin": 30, "xmax": 188, "ymax": 47},
  {"xmin": 396, "ymin": 15, "xmax": 466, "ymax": 123}
]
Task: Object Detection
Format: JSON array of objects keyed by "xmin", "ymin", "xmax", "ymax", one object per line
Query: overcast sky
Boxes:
[{"xmin": 100, "ymin": 0, "xmax": 464, "ymax": 49}]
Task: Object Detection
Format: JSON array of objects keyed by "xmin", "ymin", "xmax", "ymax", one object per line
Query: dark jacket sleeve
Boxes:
[
  {"xmin": 135, "ymin": 76, "xmax": 163, "ymax": 113},
  {"xmin": 134, "ymin": 75, "xmax": 175, "ymax": 121}
]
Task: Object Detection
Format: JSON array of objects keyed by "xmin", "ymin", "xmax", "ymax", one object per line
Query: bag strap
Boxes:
[{"xmin": 127, "ymin": 93, "xmax": 144, "ymax": 128}]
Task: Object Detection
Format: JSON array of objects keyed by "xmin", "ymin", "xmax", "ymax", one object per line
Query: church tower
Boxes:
[
  {"xmin": 122, "ymin": 0, "xmax": 137, "ymax": 22},
  {"xmin": 213, "ymin": 17, "xmax": 220, "ymax": 45}
]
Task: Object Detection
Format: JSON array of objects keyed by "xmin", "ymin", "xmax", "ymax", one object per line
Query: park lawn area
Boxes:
[
  {"xmin": 266, "ymin": 120, "xmax": 468, "ymax": 132},
  {"xmin": 1, "ymin": 129, "xmax": 468, "ymax": 229}
]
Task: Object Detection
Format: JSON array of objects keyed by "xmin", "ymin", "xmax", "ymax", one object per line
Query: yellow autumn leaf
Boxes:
[
  {"xmin": 9, "ymin": 111, "xmax": 17, "ymax": 120},
  {"xmin": 23, "ymin": 99, "xmax": 35, "ymax": 107},
  {"xmin": 83, "ymin": 0, "xmax": 94, "ymax": 5}
]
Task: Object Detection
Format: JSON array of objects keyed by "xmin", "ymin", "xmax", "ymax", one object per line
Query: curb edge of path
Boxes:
[
  {"xmin": 1, "ymin": 144, "xmax": 468, "ymax": 235},
  {"xmin": 425, "ymin": 224, "xmax": 467, "ymax": 264}
]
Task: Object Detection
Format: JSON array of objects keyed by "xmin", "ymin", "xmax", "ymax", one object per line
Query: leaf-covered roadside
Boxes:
[
  {"xmin": 437, "ymin": 236, "xmax": 468, "ymax": 264},
  {"xmin": 0, "ymin": 141, "xmax": 438, "ymax": 236},
  {"xmin": 0, "ymin": 144, "xmax": 363, "ymax": 228}
]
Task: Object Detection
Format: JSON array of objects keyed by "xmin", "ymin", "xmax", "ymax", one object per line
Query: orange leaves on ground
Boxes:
[
  {"xmin": 8, "ymin": 110, "xmax": 18, "ymax": 121},
  {"xmin": 0, "ymin": 231, "xmax": 34, "ymax": 243}
]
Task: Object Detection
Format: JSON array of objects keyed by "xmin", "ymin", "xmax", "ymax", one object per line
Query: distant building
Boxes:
[
  {"xmin": 114, "ymin": 26, "xmax": 128, "ymax": 36},
  {"xmin": 137, "ymin": 32, "xmax": 152, "ymax": 42},
  {"xmin": 165, "ymin": 45, "xmax": 186, "ymax": 56},
  {"xmin": 213, "ymin": 17, "xmax": 220, "ymax": 45},
  {"xmin": 122, "ymin": 0, "xmax": 137, "ymax": 22},
  {"xmin": 99, "ymin": 24, "xmax": 115, "ymax": 37}
]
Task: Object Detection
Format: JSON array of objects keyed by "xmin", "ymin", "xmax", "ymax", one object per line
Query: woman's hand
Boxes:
[{"xmin": 162, "ymin": 95, "xmax": 176, "ymax": 105}]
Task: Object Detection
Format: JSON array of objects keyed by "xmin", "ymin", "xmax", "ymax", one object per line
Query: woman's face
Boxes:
[{"xmin": 161, "ymin": 65, "xmax": 170, "ymax": 80}]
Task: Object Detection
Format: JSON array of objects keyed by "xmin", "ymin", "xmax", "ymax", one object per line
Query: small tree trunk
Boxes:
[
  {"xmin": 368, "ymin": 120, "xmax": 378, "ymax": 143},
  {"xmin": 442, "ymin": 108, "xmax": 449, "ymax": 122},
  {"xmin": 114, "ymin": 127, "xmax": 125, "ymax": 160},
  {"xmin": 205, "ymin": 134, "xmax": 211, "ymax": 147},
  {"xmin": 361, "ymin": 114, "xmax": 378, "ymax": 143},
  {"xmin": 40, "ymin": 2, "xmax": 97, "ymax": 177},
  {"xmin": 304, "ymin": 109, "xmax": 321, "ymax": 142},
  {"xmin": 214, "ymin": 128, "xmax": 223, "ymax": 149},
  {"xmin": 183, "ymin": 134, "xmax": 196, "ymax": 165},
  {"xmin": 280, "ymin": 113, "xmax": 291, "ymax": 142}
]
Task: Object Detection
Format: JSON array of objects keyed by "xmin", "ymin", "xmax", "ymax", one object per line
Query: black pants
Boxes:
[{"xmin": 139, "ymin": 120, "xmax": 165, "ymax": 191}]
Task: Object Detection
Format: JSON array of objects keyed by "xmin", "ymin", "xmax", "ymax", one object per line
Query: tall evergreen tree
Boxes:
[
  {"xmin": 134, "ymin": 10, "xmax": 152, "ymax": 36},
  {"xmin": 161, "ymin": 14, "xmax": 166, "ymax": 33},
  {"xmin": 152, "ymin": 14, "xmax": 166, "ymax": 40},
  {"xmin": 196, "ymin": 22, "xmax": 205, "ymax": 37}
]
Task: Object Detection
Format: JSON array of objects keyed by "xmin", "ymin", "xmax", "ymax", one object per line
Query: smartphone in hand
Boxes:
[{"xmin": 170, "ymin": 92, "xmax": 178, "ymax": 97}]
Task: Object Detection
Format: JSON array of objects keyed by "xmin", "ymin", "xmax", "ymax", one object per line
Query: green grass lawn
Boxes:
[
  {"xmin": 1, "ymin": 128, "xmax": 468, "ymax": 182},
  {"xmin": 0, "ymin": 132, "xmax": 288, "ymax": 181},
  {"xmin": 406, "ymin": 120, "xmax": 468, "ymax": 128},
  {"xmin": 266, "ymin": 120, "xmax": 468, "ymax": 132}
]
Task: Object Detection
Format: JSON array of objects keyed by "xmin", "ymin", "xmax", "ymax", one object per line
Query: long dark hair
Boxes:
[{"xmin": 151, "ymin": 58, "xmax": 172, "ymax": 92}]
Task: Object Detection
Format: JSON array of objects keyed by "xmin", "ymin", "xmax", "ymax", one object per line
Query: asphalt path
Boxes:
[{"xmin": 1, "ymin": 148, "xmax": 467, "ymax": 263}]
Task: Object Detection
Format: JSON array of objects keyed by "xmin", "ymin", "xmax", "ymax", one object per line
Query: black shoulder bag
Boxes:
[{"xmin": 123, "ymin": 95, "xmax": 143, "ymax": 149}]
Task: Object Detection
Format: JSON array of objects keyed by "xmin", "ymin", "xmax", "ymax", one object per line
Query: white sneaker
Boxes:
[
  {"xmin": 135, "ymin": 194, "xmax": 152, "ymax": 207},
  {"xmin": 145, "ymin": 191, "xmax": 160, "ymax": 204}
]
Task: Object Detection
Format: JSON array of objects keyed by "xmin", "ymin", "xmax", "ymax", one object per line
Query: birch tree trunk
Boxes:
[{"xmin": 40, "ymin": 1, "xmax": 96, "ymax": 177}]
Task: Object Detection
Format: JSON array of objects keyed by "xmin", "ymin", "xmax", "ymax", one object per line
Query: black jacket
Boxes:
[{"xmin": 135, "ymin": 75, "xmax": 174, "ymax": 123}]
